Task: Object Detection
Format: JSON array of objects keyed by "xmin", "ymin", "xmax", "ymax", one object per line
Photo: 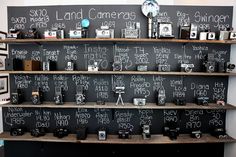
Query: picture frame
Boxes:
[
  {"xmin": 0, "ymin": 54, "xmax": 7, "ymax": 70},
  {"xmin": 0, "ymin": 31, "xmax": 7, "ymax": 50},
  {"xmin": 0, "ymin": 76, "xmax": 8, "ymax": 94}
]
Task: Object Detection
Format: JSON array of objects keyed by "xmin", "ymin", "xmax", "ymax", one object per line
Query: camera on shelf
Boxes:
[
  {"xmin": 31, "ymin": 88, "xmax": 43, "ymax": 105},
  {"xmin": 142, "ymin": 125, "xmax": 151, "ymax": 140},
  {"xmin": 219, "ymin": 30, "xmax": 230, "ymax": 40},
  {"xmin": 203, "ymin": 53, "xmax": 216, "ymax": 73},
  {"xmin": 56, "ymin": 28, "xmax": 64, "ymax": 39},
  {"xmin": 42, "ymin": 60, "xmax": 57, "ymax": 71},
  {"xmin": 199, "ymin": 31, "xmax": 208, "ymax": 40},
  {"xmin": 189, "ymin": 23, "xmax": 198, "ymax": 39},
  {"xmin": 133, "ymin": 98, "xmax": 146, "ymax": 106},
  {"xmin": 54, "ymin": 87, "xmax": 64, "ymax": 105},
  {"xmin": 229, "ymin": 31, "xmax": 236, "ymax": 40},
  {"xmin": 180, "ymin": 63, "xmax": 194, "ymax": 73},
  {"xmin": 163, "ymin": 124, "xmax": 180, "ymax": 140},
  {"xmin": 11, "ymin": 89, "xmax": 24, "ymax": 104},
  {"xmin": 175, "ymin": 98, "xmax": 186, "ymax": 106},
  {"xmin": 191, "ymin": 130, "xmax": 202, "ymax": 139},
  {"xmin": 76, "ymin": 126, "xmax": 87, "ymax": 140},
  {"xmin": 44, "ymin": 30, "xmax": 57, "ymax": 39},
  {"xmin": 5, "ymin": 58, "xmax": 23, "ymax": 71},
  {"xmin": 31, "ymin": 127, "xmax": 46, "ymax": 137},
  {"xmin": 98, "ymin": 127, "xmax": 107, "ymax": 141},
  {"xmin": 69, "ymin": 19, "xmax": 89, "ymax": 38},
  {"xmin": 88, "ymin": 62, "xmax": 99, "ymax": 71},
  {"xmin": 207, "ymin": 32, "xmax": 216, "ymax": 40},
  {"xmin": 112, "ymin": 56, "xmax": 122, "ymax": 71},
  {"xmin": 157, "ymin": 87, "xmax": 166, "ymax": 106},
  {"xmin": 196, "ymin": 97, "xmax": 209, "ymax": 106},
  {"xmin": 211, "ymin": 128, "xmax": 228, "ymax": 139},
  {"xmin": 24, "ymin": 28, "xmax": 41, "ymax": 39},
  {"xmin": 10, "ymin": 127, "xmax": 26, "ymax": 136},
  {"xmin": 179, "ymin": 25, "xmax": 190, "ymax": 39},
  {"xmin": 226, "ymin": 62, "xmax": 235, "ymax": 72},
  {"xmin": 157, "ymin": 64, "xmax": 170, "ymax": 72},
  {"xmin": 7, "ymin": 28, "xmax": 24, "ymax": 39},
  {"xmin": 121, "ymin": 22, "xmax": 141, "ymax": 39},
  {"xmin": 218, "ymin": 61, "xmax": 226, "ymax": 72},
  {"xmin": 53, "ymin": 128, "xmax": 69, "ymax": 138},
  {"xmin": 75, "ymin": 85, "xmax": 86, "ymax": 105},
  {"xmin": 137, "ymin": 64, "xmax": 148, "ymax": 71},
  {"xmin": 118, "ymin": 129, "xmax": 130, "ymax": 139},
  {"xmin": 95, "ymin": 25, "xmax": 114, "ymax": 38},
  {"xmin": 158, "ymin": 22, "xmax": 174, "ymax": 38},
  {"xmin": 65, "ymin": 60, "xmax": 74, "ymax": 71}
]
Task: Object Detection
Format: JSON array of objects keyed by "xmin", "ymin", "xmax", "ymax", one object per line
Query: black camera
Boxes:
[
  {"xmin": 211, "ymin": 128, "xmax": 228, "ymax": 139},
  {"xmin": 191, "ymin": 130, "xmax": 202, "ymax": 139},
  {"xmin": 179, "ymin": 25, "xmax": 190, "ymax": 39},
  {"xmin": 118, "ymin": 129, "xmax": 130, "ymax": 139},
  {"xmin": 76, "ymin": 127, "xmax": 87, "ymax": 140},
  {"xmin": 196, "ymin": 97, "xmax": 209, "ymax": 106},
  {"xmin": 75, "ymin": 85, "xmax": 86, "ymax": 105},
  {"xmin": 180, "ymin": 64, "xmax": 194, "ymax": 73},
  {"xmin": 175, "ymin": 98, "xmax": 186, "ymax": 106},
  {"xmin": 7, "ymin": 28, "xmax": 24, "ymax": 39},
  {"xmin": 98, "ymin": 127, "xmax": 107, "ymax": 141},
  {"xmin": 226, "ymin": 62, "xmax": 235, "ymax": 72},
  {"xmin": 5, "ymin": 58, "xmax": 23, "ymax": 71},
  {"xmin": 53, "ymin": 128, "xmax": 69, "ymax": 138},
  {"xmin": 54, "ymin": 87, "xmax": 64, "ymax": 105},
  {"xmin": 42, "ymin": 60, "xmax": 57, "ymax": 71},
  {"xmin": 31, "ymin": 88, "xmax": 43, "ymax": 105},
  {"xmin": 121, "ymin": 22, "xmax": 140, "ymax": 39},
  {"xmin": 31, "ymin": 127, "xmax": 46, "ymax": 137},
  {"xmin": 218, "ymin": 61, "xmax": 226, "ymax": 72},
  {"xmin": 65, "ymin": 60, "xmax": 74, "ymax": 71},
  {"xmin": 157, "ymin": 64, "xmax": 170, "ymax": 72},
  {"xmin": 207, "ymin": 32, "xmax": 216, "ymax": 40},
  {"xmin": 163, "ymin": 126, "xmax": 180, "ymax": 140},
  {"xmin": 204, "ymin": 53, "xmax": 215, "ymax": 73},
  {"xmin": 24, "ymin": 28, "xmax": 41, "ymax": 39},
  {"xmin": 157, "ymin": 87, "xmax": 166, "ymax": 106},
  {"xmin": 142, "ymin": 125, "xmax": 151, "ymax": 140},
  {"xmin": 11, "ymin": 89, "xmax": 24, "ymax": 104},
  {"xmin": 10, "ymin": 127, "xmax": 26, "ymax": 136}
]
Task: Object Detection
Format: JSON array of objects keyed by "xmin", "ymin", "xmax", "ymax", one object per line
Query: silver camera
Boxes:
[
  {"xmin": 44, "ymin": 30, "xmax": 57, "ymax": 39},
  {"xmin": 69, "ymin": 30, "xmax": 83, "ymax": 38},
  {"xmin": 121, "ymin": 22, "xmax": 140, "ymax": 39},
  {"xmin": 157, "ymin": 64, "xmax": 170, "ymax": 72},
  {"xmin": 207, "ymin": 32, "xmax": 216, "ymax": 40},
  {"xmin": 219, "ymin": 31, "xmax": 229, "ymax": 40},
  {"xmin": 137, "ymin": 65, "xmax": 148, "ymax": 71},
  {"xmin": 190, "ymin": 23, "xmax": 198, "ymax": 39},
  {"xmin": 180, "ymin": 64, "xmax": 194, "ymax": 73},
  {"xmin": 158, "ymin": 22, "xmax": 174, "ymax": 38},
  {"xmin": 230, "ymin": 31, "xmax": 236, "ymax": 40},
  {"xmin": 226, "ymin": 62, "xmax": 235, "ymax": 72},
  {"xmin": 88, "ymin": 62, "xmax": 99, "ymax": 71},
  {"xmin": 96, "ymin": 26, "xmax": 114, "ymax": 38},
  {"xmin": 98, "ymin": 127, "xmax": 106, "ymax": 141},
  {"xmin": 142, "ymin": 125, "xmax": 151, "ymax": 140},
  {"xmin": 133, "ymin": 98, "xmax": 146, "ymax": 106},
  {"xmin": 65, "ymin": 61, "xmax": 74, "ymax": 71},
  {"xmin": 199, "ymin": 32, "xmax": 208, "ymax": 40}
]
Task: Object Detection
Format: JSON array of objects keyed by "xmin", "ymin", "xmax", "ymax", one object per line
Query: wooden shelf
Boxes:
[
  {"xmin": 1, "ymin": 71, "xmax": 236, "ymax": 76},
  {"xmin": 0, "ymin": 38, "xmax": 236, "ymax": 44},
  {"xmin": 0, "ymin": 132, "xmax": 235, "ymax": 144},
  {"xmin": 1, "ymin": 102, "xmax": 235, "ymax": 110}
]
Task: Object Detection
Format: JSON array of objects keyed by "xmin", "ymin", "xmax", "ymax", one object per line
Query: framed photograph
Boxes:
[
  {"xmin": 0, "ymin": 31, "xmax": 7, "ymax": 50},
  {"xmin": 0, "ymin": 76, "xmax": 8, "ymax": 94},
  {"xmin": 0, "ymin": 54, "xmax": 7, "ymax": 70}
]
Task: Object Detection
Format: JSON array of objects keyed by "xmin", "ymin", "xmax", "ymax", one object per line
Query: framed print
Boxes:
[
  {"xmin": 0, "ymin": 31, "xmax": 7, "ymax": 50},
  {"xmin": 0, "ymin": 54, "xmax": 7, "ymax": 70},
  {"xmin": 0, "ymin": 76, "xmax": 8, "ymax": 94}
]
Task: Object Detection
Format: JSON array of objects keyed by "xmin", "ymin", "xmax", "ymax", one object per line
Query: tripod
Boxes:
[{"xmin": 116, "ymin": 91, "xmax": 124, "ymax": 105}]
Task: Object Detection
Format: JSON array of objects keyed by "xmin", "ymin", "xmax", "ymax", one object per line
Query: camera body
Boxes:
[
  {"xmin": 175, "ymin": 98, "xmax": 186, "ymax": 106},
  {"xmin": 229, "ymin": 31, "xmax": 236, "ymax": 40},
  {"xmin": 121, "ymin": 22, "xmax": 140, "ymax": 39},
  {"xmin": 137, "ymin": 65, "xmax": 148, "ymax": 71},
  {"xmin": 219, "ymin": 31, "xmax": 230, "ymax": 40},
  {"xmin": 54, "ymin": 87, "xmax": 64, "ymax": 105},
  {"xmin": 11, "ymin": 89, "xmax": 24, "ymax": 104},
  {"xmin": 207, "ymin": 32, "xmax": 216, "ymax": 40},
  {"xmin": 44, "ymin": 30, "xmax": 57, "ymax": 39},
  {"xmin": 158, "ymin": 22, "xmax": 174, "ymax": 38},
  {"xmin": 76, "ymin": 127, "xmax": 87, "ymax": 140},
  {"xmin": 98, "ymin": 127, "xmax": 107, "ymax": 141},
  {"xmin": 53, "ymin": 128, "xmax": 69, "ymax": 138},
  {"xmin": 204, "ymin": 61, "xmax": 216, "ymax": 73},
  {"xmin": 133, "ymin": 98, "xmax": 146, "ymax": 106},
  {"xmin": 96, "ymin": 26, "xmax": 114, "ymax": 38},
  {"xmin": 157, "ymin": 87, "xmax": 166, "ymax": 106},
  {"xmin": 88, "ymin": 62, "xmax": 99, "ymax": 71},
  {"xmin": 189, "ymin": 23, "xmax": 198, "ymax": 39},
  {"xmin": 69, "ymin": 29, "xmax": 87, "ymax": 38},
  {"xmin": 196, "ymin": 97, "xmax": 209, "ymax": 106},
  {"xmin": 42, "ymin": 60, "xmax": 57, "ymax": 71},
  {"xmin": 5, "ymin": 58, "xmax": 23, "ymax": 71},
  {"xmin": 118, "ymin": 129, "xmax": 130, "ymax": 139},
  {"xmin": 180, "ymin": 64, "xmax": 194, "ymax": 73},
  {"xmin": 65, "ymin": 61, "xmax": 74, "ymax": 71},
  {"xmin": 211, "ymin": 128, "xmax": 228, "ymax": 139},
  {"xmin": 163, "ymin": 126, "xmax": 180, "ymax": 140},
  {"xmin": 31, "ymin": 127, "xmax": 46, "ymax": 137},
  {"xmin": 226, "ymin": 62, "xmax": 235, "ymax": 72},
  {"xmin": 75, "ymin": 85, "xmax": 86, "ymax": 105},
  {"xmin": 7, "ymin": 29, "xmax": 24, "ymax": 39},
  {"xmin": 142, "ymin": 125, "xmax": 151, "ymax": 140},
  {"xmin": 191, "ymin": 130, "xmax": 202, "ymax": 139},
  {"xmin": 112, "ymin": 56, "xmax": 122, "ymax": 71},
  {"xmin": 179, "ymin": 25, "xmax": 190, "ymax": 39},
  {"xmin": 25, "ymin": 28, "xmax": 41, "ymax": 39},
  {"xmin": 31, "ymin": 88, "xmax": 43, "ymax": 105},
  {"xmin": 199, "ymin": 31, "xmax": 208, "ymax": 40},
  {"xmin": 10, "ymin": 127, "xmax": 26, "ymax": 136},
  {"xmin": 157, "ymin": 64, "xmax": 170, "ymax": 72}
]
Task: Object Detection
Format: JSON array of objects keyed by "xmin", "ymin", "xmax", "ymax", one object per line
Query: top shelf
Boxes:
[{"xmin": 1, "ymin": 38, "xmax": 236, "ymax": 44}]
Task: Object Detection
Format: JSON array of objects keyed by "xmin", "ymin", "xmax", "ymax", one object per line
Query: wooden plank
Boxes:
[{"xmin": 1, "ymin": 102, "xmax": 235, "ymax": 110}]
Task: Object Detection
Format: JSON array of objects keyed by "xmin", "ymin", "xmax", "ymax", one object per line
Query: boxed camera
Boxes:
[
  {"xmin": 5, "ymin": 58, "xmax": 23, "ymax": 71},
  {"xmin": 179, "ymin": 25, "xmax": 190, "ymax": 39},
  {"xmin": 31, "ymin": 127, "xmax": 46, "ymax": 137},
  {"xmin": 24, "ymin": 28, "xmax": 41, "ymax": 39},
  {"xmin": 219, "ymin": 30, "xmax": 230, "ymax": 40},
  {"xmin": 7, "ymin": 28, "xmax": 24, "ymax": 39},
  {"xmin": 142, "ymin": 125, "xmax": 151, "ymax": 140},
  {"xmin": 207, "ymin": 32, "xmax": 216, "ymax": 40},
  {"xmin": 180, "ymin": 63, "xmax": 194, "ymax": 73},
  {"xmin": 133, "ymin": 98, "xmax": 146, "ymax": 106},
  {"xmin": 88, "ymin": 62, "xmax": 99, "ymax": 71},
  {"xmin": 158, "ymin": 22, "xmax": 174, "ymax": 38},
  {"xmin": 31, "ymin": 88, "xmax": 43, "ymax": 105},
  {"xmin": 157, "ymin": 64, "xmax": 170, "ymax": 72},
  {"xmin": 96, "ymin": 25, "xmax": 114, "ymax": 38},
  {"xmin": 98, "ymin": 127, "xmax": 107, "ymax": 141},
  {"xmin": 191, "ymin": 130, "xmax": 202, "ymax": 139},
  {"xmin": 229, "ymin": 31, "xmax": 236, "ymax": 40},
  {"xmin": 196, "ymin": 97, "xmax": 209, "ymax": 106},
  {"xmin": 23, "ymin": 60, "xmax": 41, "ymax": 71},
  {"xmin": 121, "ymin": 22, "xmax": 140, "ymax": 39},
  {"xmin": 11, "ymin": 89, "xmax": 24, "ymax": 104},
  {"xmin": 189, "ymin": 23, "xmax": 198, "ymax": 39}
]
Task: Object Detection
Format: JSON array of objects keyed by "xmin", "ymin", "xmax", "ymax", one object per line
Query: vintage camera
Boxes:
[
  {"xmin": 226, "ymin": 62, "xmax": 235, "ymax": 72},
  {"xmin": 42, "ymin": 60, "xmax": 57, "ymax": 71},
  {"xmin": 157, "ymin": 64, "xmax": 170, "ymax": 72},
  {"xmin": 191, "ymin": 130, "xmax": 202, "ymax": 139},
  {"xmin": 211, "ymin": 128, "xmax": 228, "ymax": 139},
  {"xmin": 175, "ymin": 98, "xmax": 186, "ymax": 106},
  {"xmin": 118, "ymin": 129, "xmax": 130, "ymax": 139},
  {"xmin": 5, "ymin": 58, "xmax": 23, "ymax": 71},
  {"xmin": 189, "ymin": 23, "xmax": 198, "ymax": 39},
  {"xmin": 219, "ymin": 31, "xmax": 230, "ymax": 40},
  {"xmin": 98, "ymin": 127, "xmax": 107, "ymax": 141},
  {"xmin": 96, "ymin": 25, "xmax": 114, "ymax": 38},
  {"xmin": 179, "ymin": 25, "xmax": 190, "ymax": 39},
  {"xmin": 217, "ymin": 100, "xmax": 225, "ymax": 106},
  {"xmin": 133, "ymin": 98, "xmax": 146, "ymax": 106},
  {"xmin": 199, "ymin": 31, "xmax": 208, "ymax": 40},
  {"xmin": 23, "ymin": 60, "xmax": 41, "ymax": 71},
  {"xmin": 65, "ymin": 60, "xmax": 74, "ymax": 71},
  {"xmin": 7, "ymin": 28, "xmax": 24, "ymax": 39},
  {"xmin": 44, "ymin": 30, "xmax": 57, "ymax": 39},
  {"xmin": 157, "ymin": 87, "xmax": 166, "ymax": 106},
  {"xmin": 54, "ymin": 87, "xmax": 64, "ymax": 105},
  {"xmin": 11, "ymin": 89, "xmax": 24, "ymax": 104},
  {"xmin": 24, "ymin": 28, "xmax": 41, "ymax": 39},
  {"xmin": 10, "ymin": 127, "xmax": 26, "ymax": 136},
  {"xmin": 53, "ymin": 128, "xmax": 69, "ymax": 138},
  {"xmin": 204, "ymin": 61, "xmax": 216, "ymax": 73},
  {"xmin": 180, "ymin": 63, "xmax": 194, "ymax": 73},
  {"xmin": 196, "ymin": 97, "xmax": 209, "ymax": 106},
  {"xmin": 121, "ymin": 22, "xmax": 140, "ymax": 39},
  {"xmin": 69, "ymin": 29, "xmax": 84, "ymax": 38},
  {"xmin": 112, "ymin": 56, "xmax": 122, "ymax": 71},
  {"xmin": 88, "ymin": 62, "xmax": 99, "ymax": 71},
  {"xmin": 96, "ymin": 100, "xmax": 105, "ymax": 105},
  {"xmin": 163, "ymin": 126, "xmax": 180, "ymax": 140},
  {"xmin": 137, "ymin": 64, "xmax": 148, "ymax": 71},
  {"xmin": 229, "ymin": 31, "xmax": 236, "ymax": 40},
  {"xmin": 56, "ymin": 29, "xmax": 64, "ymax": 39},
  {"xmin": 75, "ymin": 85, "xmax": 86, "ymax": 105},
  {"xmin": 158, "ymin": 22, "xmax": 174, "ymax": 38},
  {"xmin": 218, "ymin": 61, "xmax": 226, "ymax": 72},
  {"xmin": 207, "ymin": 32, "xmax": 216, "ymax": 40},
  {"xmin": 76, "ymin": 127, "xmax": 87, "ymax": 140},
  {"xmin": 142, "ymin": 125, "xmax": 151, "ymax": 140},
  {"xmin": 31, "ymin": 88, "xmax": 43, "ymax": 105},
  {"xmin": 31, "ymin": 127, "xmax": 46, "ymax": 137}
]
